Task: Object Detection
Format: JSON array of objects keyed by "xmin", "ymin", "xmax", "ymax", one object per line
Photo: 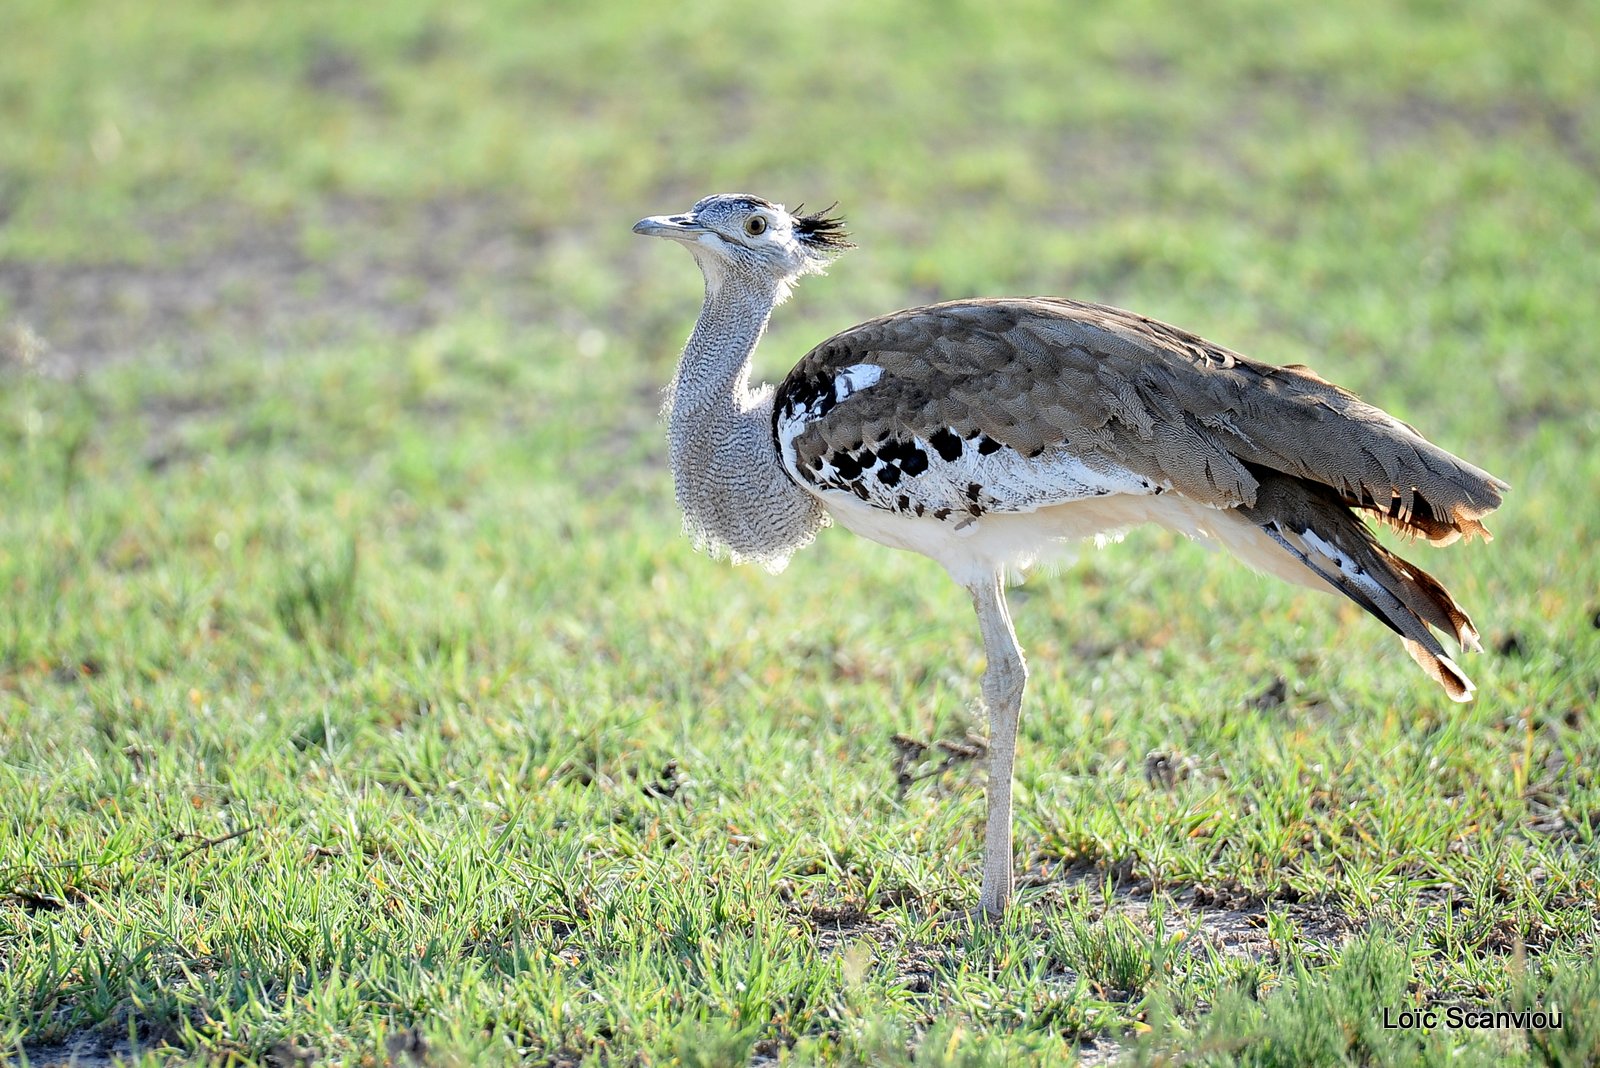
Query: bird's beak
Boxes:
[{"xmin": 632, "ymin": 214, "xmax": 705, "ymax": 241}]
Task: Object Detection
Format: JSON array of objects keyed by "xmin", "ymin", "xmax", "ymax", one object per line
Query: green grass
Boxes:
[{"xmin": 3, "ymin": 0, "xmax": 1599, "ymax": 1064}]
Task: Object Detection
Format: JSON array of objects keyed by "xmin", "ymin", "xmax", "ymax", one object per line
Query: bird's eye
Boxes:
[{"xmin": 745, "ymin": 216, "xmax": 768, "ymax": 236}]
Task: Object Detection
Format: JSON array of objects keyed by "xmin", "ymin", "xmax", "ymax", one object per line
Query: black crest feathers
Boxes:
[{"xmin": 791, "ymin": 202, "xmax": 854, "ymax": 251}]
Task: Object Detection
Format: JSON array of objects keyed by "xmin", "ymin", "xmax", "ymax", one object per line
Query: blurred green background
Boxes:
[{"xmin": 2, "ymin": 1, "xmax": 1598, "ymax": 1064}]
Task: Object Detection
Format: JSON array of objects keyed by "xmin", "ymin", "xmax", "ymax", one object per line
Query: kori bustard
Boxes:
[{"xmin": 635, "ymin": 193, "xmax": 1506, "ymax": 918}]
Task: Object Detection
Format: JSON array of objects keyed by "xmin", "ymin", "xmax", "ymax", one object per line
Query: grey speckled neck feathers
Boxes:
[{"xmin": 662, "ymin": 276, "xmax": 827, "ymax": 572}]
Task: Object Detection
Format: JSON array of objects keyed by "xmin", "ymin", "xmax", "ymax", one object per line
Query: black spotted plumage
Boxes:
[
  {"xmin": 830, "ymin": 451, "xmax": 862, "ymax": 481},
  {"xmin": 780, "ymin": 369, "xmax": 840, "ymax": 424},
  {"xmin": 929, "ymin": 427, "xmax": 963, "ymax": 462}
]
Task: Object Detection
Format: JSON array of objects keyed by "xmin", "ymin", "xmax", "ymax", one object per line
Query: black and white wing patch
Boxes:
[{"xmin": 774, "ymin": 362, "xmax": 1165, "ymax": 528}]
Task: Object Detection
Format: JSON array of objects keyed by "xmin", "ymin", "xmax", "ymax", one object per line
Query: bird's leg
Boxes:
[{"xmin": 969, "ymin": 573, "xmax": 1027, "ymax": 919}]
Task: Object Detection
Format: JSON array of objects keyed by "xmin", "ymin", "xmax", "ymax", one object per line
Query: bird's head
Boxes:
[{"xmin": 633, "ymin": 193, "xmax": 852, "ymax": 302}]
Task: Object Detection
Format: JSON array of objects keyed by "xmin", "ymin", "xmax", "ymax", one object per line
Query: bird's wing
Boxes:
[{"xmin": 773, "ymin": 298, "xmax": 1506, "ymax": 540}]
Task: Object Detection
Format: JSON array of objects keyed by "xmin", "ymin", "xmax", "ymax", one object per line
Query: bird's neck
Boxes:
[
  {"xmin": 663, "ymin": 280, "xmax": 827, "ymax": 571},
  {"xmin": 668, "ymin": 281, "xmax": 770, "ymax": 419}
]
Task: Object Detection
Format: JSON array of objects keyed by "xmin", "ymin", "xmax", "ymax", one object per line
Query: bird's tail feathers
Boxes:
[{"xmin": 1242, "ymin": 473, "xmax": 1482, "ymax": 703}]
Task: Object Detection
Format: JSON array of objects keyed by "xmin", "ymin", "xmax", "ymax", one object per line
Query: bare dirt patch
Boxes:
[
  {"xmin": 18, "ymin": 1032, "xmax": 135, "ymax": 1067},
  {"xmin": 800, "ymin": 864, "xmax": 1358, "ymax": 972},
  {"xmin": 0, "ymin": 194, "xmax": 550, "ymax": 374},
  {"xmin": 1041, "ymin": 863, "xmax": 1357, "ymax": 962},
  {"xmin": 806, "ymin": 905, "xmax": 903, "ymax": 959}
]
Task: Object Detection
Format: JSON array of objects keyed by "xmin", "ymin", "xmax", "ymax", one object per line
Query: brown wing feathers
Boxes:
[
  {"xmin": 1196, "ymin": 357, "xmax": 1504, "ymax": 545},
  {"xmin": 1032, "ymin": 299, "xmax": 1507, "ymax": 544},
  {"xmin": 787, "ymin": 299, "xmax": 1506, "ymax": 548}
]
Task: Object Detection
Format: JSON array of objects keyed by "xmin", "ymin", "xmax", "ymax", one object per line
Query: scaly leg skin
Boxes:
[{"xmin": 969, "ymin": 574, "xmax": 1028, "ymax": 920}]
